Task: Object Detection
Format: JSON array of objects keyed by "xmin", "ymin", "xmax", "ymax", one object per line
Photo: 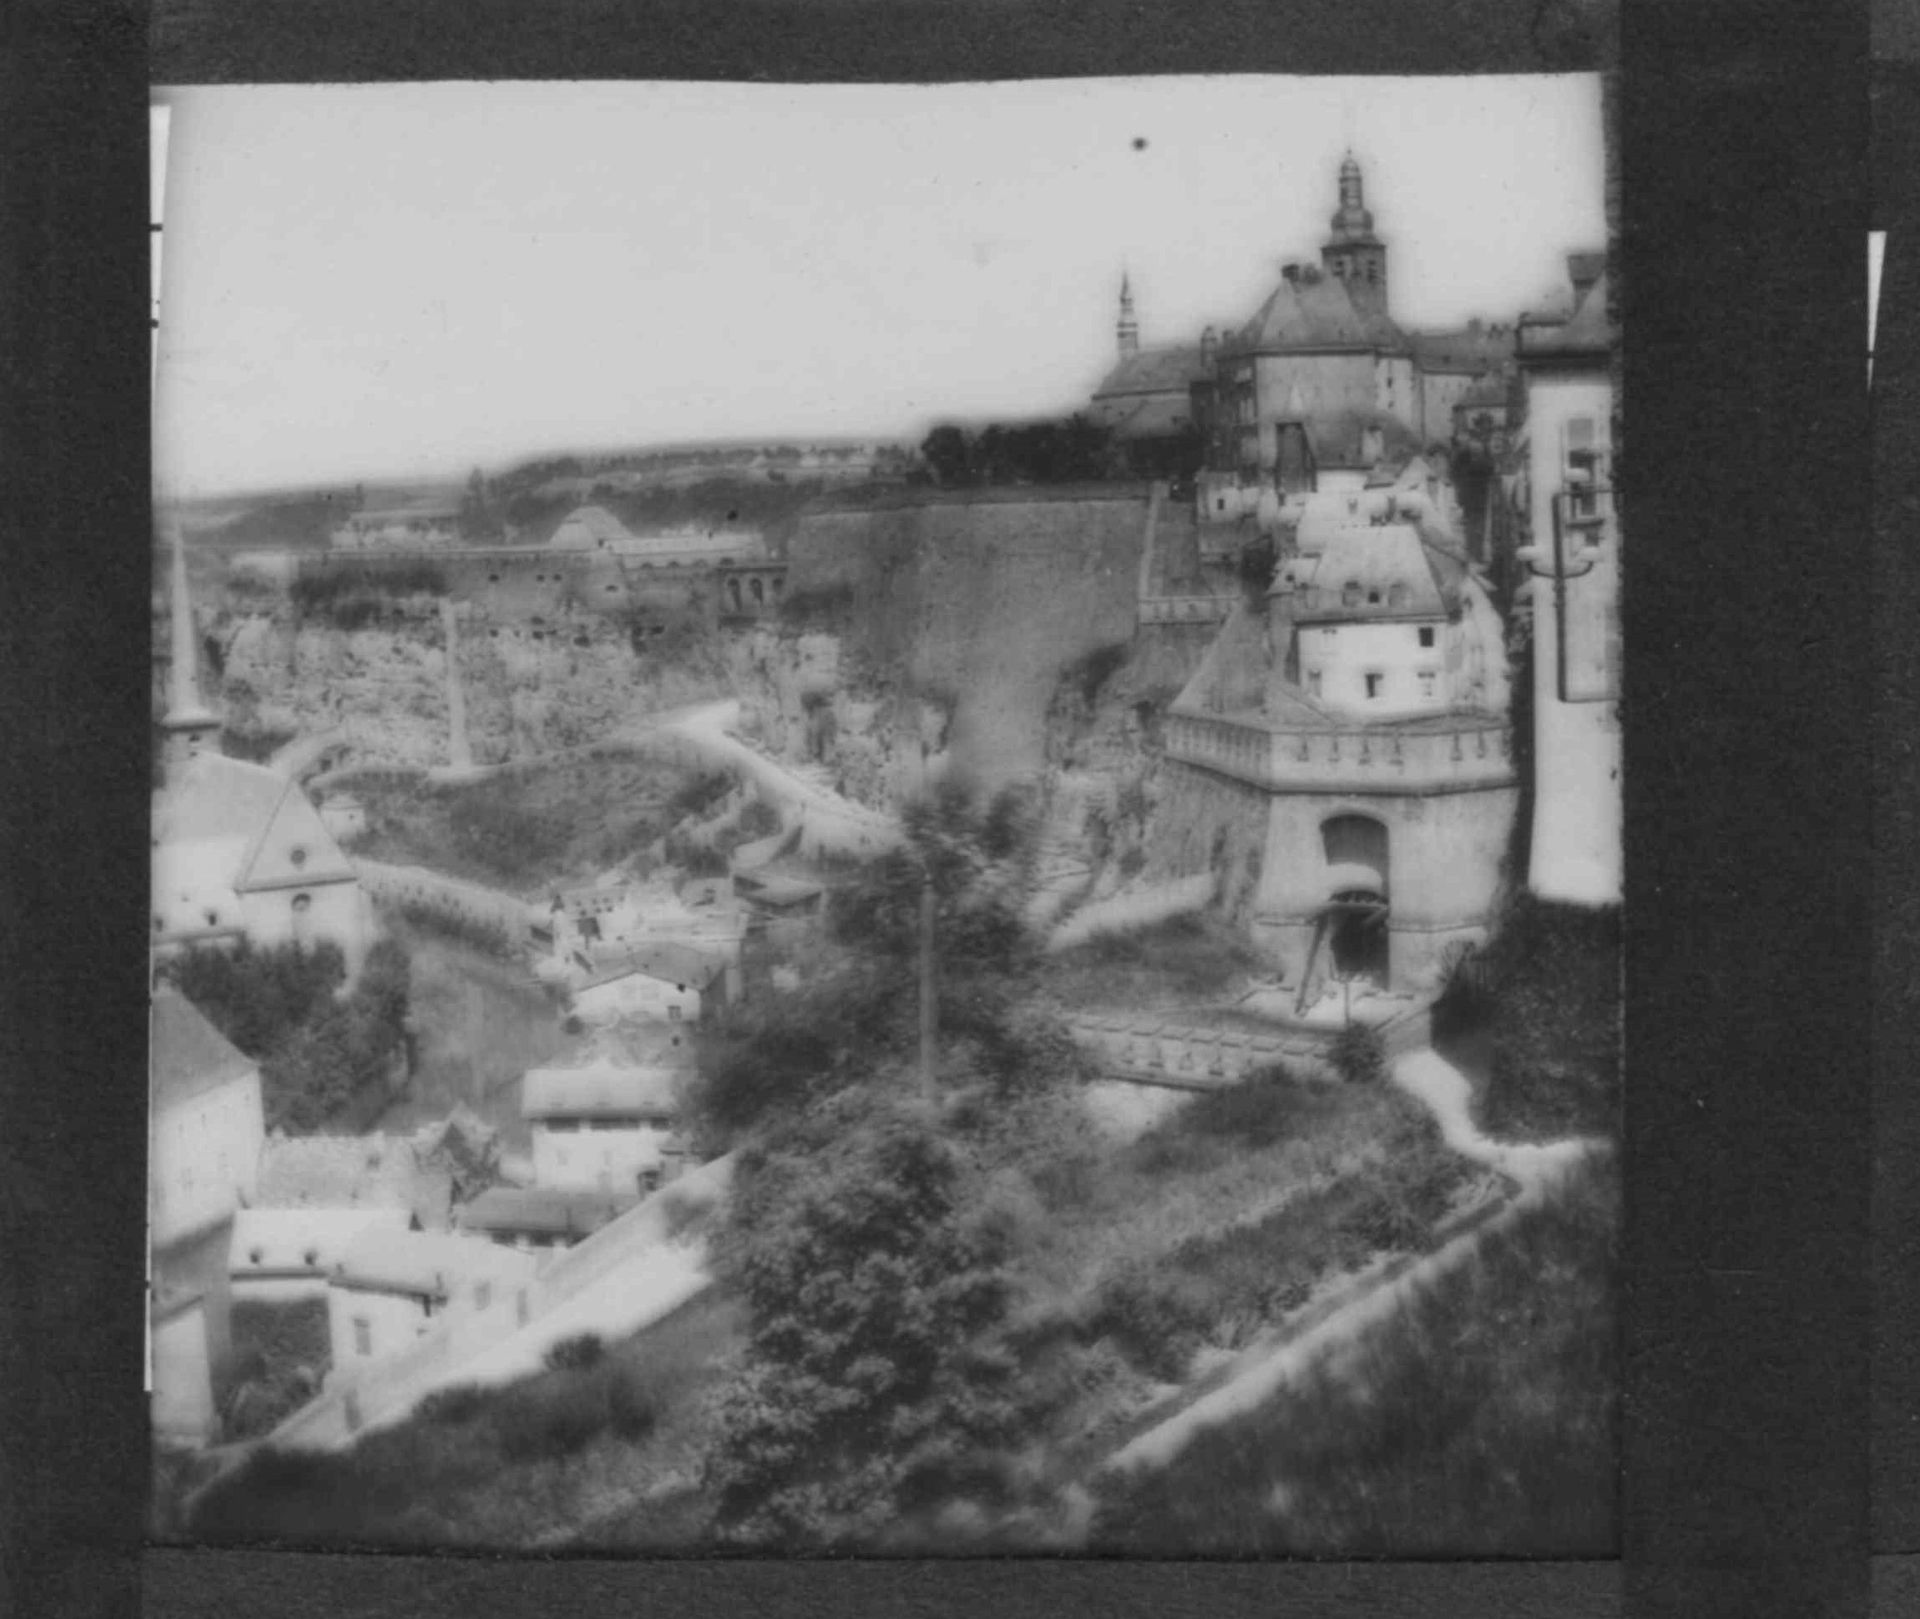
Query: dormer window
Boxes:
[
  {"xmin": 1342, "ymin": 582, "xmax": 1363, "ymax": 610},
  {"xmin": 1367, "ymin": 591, "xmax": 1381, "ymax": 606},
  {"xmin": 1418, "ymin": 626, "xmax": 1436, "ymax": 648},
  {"xmin": 290, "ymin": 846, "xmax": 307, "ymax": 868}
]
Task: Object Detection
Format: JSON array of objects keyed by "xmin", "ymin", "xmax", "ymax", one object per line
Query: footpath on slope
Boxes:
[{"xmin": 1083, "ymin": 1042, "xmax": 1605, "ymax": 1491}]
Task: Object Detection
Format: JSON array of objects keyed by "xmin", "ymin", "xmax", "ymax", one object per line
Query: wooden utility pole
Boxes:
[{"xmin": 918, "ymin": 867, "xmax": 937, "ymax": 1096}]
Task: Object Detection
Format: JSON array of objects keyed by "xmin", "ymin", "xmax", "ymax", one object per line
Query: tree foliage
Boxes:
[
  {"xmin": 161, "ymin": 938, "xmax": 414, "ymax": 1132},
  {"xmin": 918, "ymin": 415, "xmax": 1117, "ymax": 488},
  {"xmin": 695, "ymin": 782, "xmax": 1050, "ymax": 1141},
  {"xmin": 704, "ymin": 1095, "xmax": 1026, "ymax": 1548}
]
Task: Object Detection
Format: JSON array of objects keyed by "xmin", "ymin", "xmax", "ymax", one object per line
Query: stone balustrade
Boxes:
[
  {"xmin": 1138, "ymin": 594, "xmax": 1238, "ymax": 627},
  {"xmin": 1163, "ymin": 710, "xmax": 1515, "ymax": 795},
  {"xmin": 1065, "ymin": 1014, "xmax": 1298, "ymax": 1088}
]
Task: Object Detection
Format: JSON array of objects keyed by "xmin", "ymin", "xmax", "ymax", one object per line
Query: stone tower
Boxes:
[
  {"xmin": 1321, "ymin": 152, "xmax": 1389, "ymax": 320},
  {"xmin": 1116, "ymin": 272, "xmax": 1140, "ymax": 360},
  {"xmin": 160, "ymin": 523, "xmax": 220, "ymax": 776}
]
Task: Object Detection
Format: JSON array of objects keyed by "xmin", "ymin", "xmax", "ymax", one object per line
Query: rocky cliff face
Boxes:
[{"xmin": 205, "ymin": 494, "xmax": 1250, "ymax": 912}]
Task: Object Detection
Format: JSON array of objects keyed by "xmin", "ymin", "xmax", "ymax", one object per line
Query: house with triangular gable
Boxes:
[{"xmin": 151, "ymin": 527, "xmax": 375, "ymax": 978}]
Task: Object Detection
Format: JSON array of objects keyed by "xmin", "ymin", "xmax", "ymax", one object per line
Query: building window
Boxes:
[
  {"xmin": 292, "ymin": 893, "xmax": 312, "ymax": 913},
  {"xmin": 1418, "ymin": 671, "xmax": 1436, "ymax": 699},
  {"xmin": 668, "ymin": 1004, "xmax": 682, "ymax": 1022},
  {"xmin": 289, "ymin": 846, "xmax": 307, "ymax": 868},
  {"xmin": 1307, "ymin": 670, "xmax": 1322, "ymax": 698},
  {"xmin": 1364, "ymin": 672, "xmax": 1383, "ymax": 700},
  {"xmin": 354, "ymin": 1317, "xmax": 372, "ymax": 1357},
  {"xmin": 1418, "ymin": 626, "xmax": 1436, "ymax": 648}
]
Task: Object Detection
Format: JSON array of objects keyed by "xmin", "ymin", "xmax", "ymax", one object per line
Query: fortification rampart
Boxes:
[
  {"xmin": 287, "ymin": 547, "xmax": 785, "ymax": 627},
  {"xmin": 786, "ymin": 488, "xmax": 1153, "ymax": 789}
]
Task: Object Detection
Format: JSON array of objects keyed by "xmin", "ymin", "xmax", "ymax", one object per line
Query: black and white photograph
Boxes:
[{"xmin": 145, "ymin": 73, "xmax": 1622, "ymax": 1556}]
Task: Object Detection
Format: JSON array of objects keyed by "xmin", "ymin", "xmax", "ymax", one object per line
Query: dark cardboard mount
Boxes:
[{"xmin": 0, "ymin": 1, "xmax": 1893, "ymax": 1614}]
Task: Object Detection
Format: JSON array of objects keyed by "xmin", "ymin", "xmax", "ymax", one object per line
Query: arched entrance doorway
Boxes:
[{"xmin": 1320, "ymin": 813, "xmax": 1390, "ymax": 987}]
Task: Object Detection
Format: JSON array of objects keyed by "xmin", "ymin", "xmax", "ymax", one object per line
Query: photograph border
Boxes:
[{"xmin": 0, "ymin": 0, "xmax": 1880, "ymax": 1614}]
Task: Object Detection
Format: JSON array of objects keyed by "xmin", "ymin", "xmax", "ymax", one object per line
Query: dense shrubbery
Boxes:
[
  {"xmin": 289, "ymin": 560, "xmax": 447, "ymax": 627},
  {"xmin": 192, "ymin": 1351, "xmax": 666, "ymax": 1543},
  {"xmin": 1080, "ymin": 1095, "xmax": 1471, "ymax": 1378},
  {"xmin": 918, "ymin": 416, "xmax": 1120, "ymax": 487},
  {"xmin": 705, "ymin": 1095, "xmax": 1031, "ymax": 1547},
  {"xmin": 161, "ymin": 938, "xmax": 413, "ymax": 1131},
  {"xmin": 1431, "ymin": 895, "xmax": 1621, "ymax": 1141},
  {"xmin": 1087, "ymin": 1154, "xmax": 1618, "ymax": 1556},
  {"xmin": 1327, "ymin": 1020, "xmax": 1388, "ymax": 1086},
  {"xmin": 544, "ymin": 1333, "xmax": 606, "ymax": 1373},
  {"xmin": 222, "ymin": 1296, "xmax": 332, "ymax": 1440},
  {"xmin": 691, "ymin": 781, "xmax": 1050, "ymax": 1142}
]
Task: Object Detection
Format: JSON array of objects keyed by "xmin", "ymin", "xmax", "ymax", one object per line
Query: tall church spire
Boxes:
[
  {"xmin": 1117, "ymin": 271, "xmax": 1140, "ymax": 360},
  {"xmin": 160, "ymin": 521, "xmax": 219, "ymax": 774}
]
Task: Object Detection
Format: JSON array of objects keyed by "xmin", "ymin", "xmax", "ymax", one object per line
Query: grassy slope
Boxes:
[
  {"xmin": 1086, "ymin": 1153, "xmax": 1617, "ymax": 1556},
  {"xmin": 189, "ymin": 1288, "xmax": 745, "ymax": 1550},
  {"xmin": 350, "ymin": 754, "xmax": 726, "ymax": 893},
  {"xmin": 1038, "ymin": 912, "xmax": 1268, "ymax": 1012}
]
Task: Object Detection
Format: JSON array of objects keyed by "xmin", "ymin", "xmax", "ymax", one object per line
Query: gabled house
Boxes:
[
  {"xmin": 149, "ymin": 985, "xmax": 267, "ymax": 1446},
  {"xmin": 152, "ymin": 526, "xmax": 375, "ymax": 978},
  {"xmin": 522, "ymin": 1053, "xmax": 687, "ymax": 1197},
  {"xmin": 152, "ymin": 753, "xmax": 375, "ymax": 976}
]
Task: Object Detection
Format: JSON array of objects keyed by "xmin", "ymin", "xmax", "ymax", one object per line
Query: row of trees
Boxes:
[{"xmin": 917, "ymin": 415, "xmax": 1118, "ymax": 488}]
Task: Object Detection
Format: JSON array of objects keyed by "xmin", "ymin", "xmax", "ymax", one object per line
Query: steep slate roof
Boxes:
[
  {"xmin": 152, "ymin": 754, "xmax": 356, "ymax": 941},
  {"xmin": 152, "ymin": 753, "xmax": 287, "ymax": 850},
  {"xmin": 1556, "ymin": 270, "xmax": 1615, "ymax": 352},
  {"xmin": 458, "ymin": 1186, "xmax": 637, "ymax": 1240},
  {"xmin": 578, "ymin": 940, "xmax": 727, "ymax": 994},
  {"xmin": 1296, "ymin": 408, "xmax": 1421, "ymax": 472},
  {"xmin": 1409, "ymin": 323, "xmax": 1517, "ymax": 375},
  {"xmin": 1090, "ymin": 345, "xmax": 1208, "ymax": 401},
  {"xmin": 1098, "ymin": 393, "xmax": 1197, "ymax": 443},
  {"xmin": 151, "ymin": 985, "xmax": 257, "ymax": 1110},
  {"xmin": 1292, "ymin": 521, "xmax": 1469, "ymax": 624},
  {"xmin": 1518, "ymin": 268, "xmax": 1615, "ymax": 360},
  {"xmin": 1233, "ymin": 270, "xmax": 1408, "ymax": 355}
]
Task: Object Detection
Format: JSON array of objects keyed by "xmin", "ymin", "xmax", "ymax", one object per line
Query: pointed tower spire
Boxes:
[
  {"xmin": 160, "ymin": 520, "xmax": 219, "ymax": 776},
  {"xmin": 1117, "ymin": 270, "xmax": 1140, "ymax": 360},
  {"xmin": 1321, "ymin": 149, "xmax": 1388, "ymax": 319}
]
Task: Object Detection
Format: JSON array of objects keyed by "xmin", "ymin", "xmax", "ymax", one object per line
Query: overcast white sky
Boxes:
[{"xmin": 154, "ymin": 76, "xmax": 1604, "ymax": 498}]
